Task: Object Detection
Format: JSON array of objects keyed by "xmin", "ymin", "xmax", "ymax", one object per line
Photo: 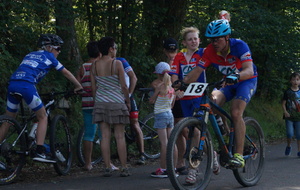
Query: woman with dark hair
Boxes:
[{"xmin": 91, "ymin": 37, "xmax": 131, "ymax": 177}]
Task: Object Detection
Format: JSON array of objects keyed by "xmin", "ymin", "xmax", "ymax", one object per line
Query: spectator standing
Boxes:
[
  {"xmin": 91, "ymin": 37, "xmax": 131, "ymax": 177},
  {"xmin": 282, "ymin": 72, "xmax": 300, "ymax": 157}
]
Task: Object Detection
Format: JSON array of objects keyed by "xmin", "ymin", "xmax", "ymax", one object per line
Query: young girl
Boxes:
[
  {"xmin": 282, "ymin": 72, "xmax": 300, "ymax": 157},
  {"xmin": 150, "ymin": 62, "xmax": 175, "ymax": 178}
]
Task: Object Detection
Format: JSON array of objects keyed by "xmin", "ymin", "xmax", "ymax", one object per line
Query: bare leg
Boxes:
[
  {"xmin": 83, "ymin": 140, "xmax": 93, "ymax": 170},
  {"xmin": 130, "ymin": 118, "xmax": 144, "ymax": 153},
  {"xmin": 100, "ymin": 122, "xmax": 111, "ymax": 168},
  {"xmin": 114, "ymin": 124, "xmax": 127, "ymax": 168},
  {"xmin": 231, "ymin": 99, "xmax": 247, "ymax": 155},
  {"xmin": 34, "ymin": 107, "xmax": 48, "ymax": 146}
]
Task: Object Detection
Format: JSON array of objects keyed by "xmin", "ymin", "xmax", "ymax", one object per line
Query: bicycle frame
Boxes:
[{"xmin": 196, "ymin": 86, "xmax": 260, "ymax": 166}]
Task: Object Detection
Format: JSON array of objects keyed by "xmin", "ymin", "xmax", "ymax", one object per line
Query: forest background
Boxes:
[{"xmin": 0, "ymin": 0, "xmax": 299, "ymax": 143}]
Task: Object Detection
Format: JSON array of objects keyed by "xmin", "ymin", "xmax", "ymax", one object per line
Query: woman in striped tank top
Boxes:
[
  {"xmin": 91, "ymin": 37, "xmax": 131, "ymax": 177},
  {"xmin": 149, "ymin": 62, "xmax": 175, "ymax": 178}
]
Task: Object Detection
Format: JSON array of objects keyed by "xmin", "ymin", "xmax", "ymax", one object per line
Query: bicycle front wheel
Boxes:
[
  {"xmin": 167, "ymin": 117, "xmax": 213, "ymax": 190},
  {"xmin": 140, "ymin": 113, "xmax": 160, "ymax": 159},
  {"xmin": 76, "ymin": 126, "xmax": 102, "ymax": 166},
  {"xmin": 233, "ymin": 117, "xmax": 265, "ymax": 187},
  {"xmin": 0, "ymin": 115, "xmax": 26, "ymax": 185},
  {"xmin": 50, "ymin": 115, "xmax": 72, "ymax": 175}
]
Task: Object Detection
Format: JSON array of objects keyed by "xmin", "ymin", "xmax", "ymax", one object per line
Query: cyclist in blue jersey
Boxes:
[
  {"xmin": 116, "ymin": 57, "xmax": 146, "ymax": 164},
  {"xmin": 0, "ymin": 34, "xmax": 83, "ymax": 163},
  {"xmin": 184, "ymin": 19, "xmax": 258, "ymax": 169}
]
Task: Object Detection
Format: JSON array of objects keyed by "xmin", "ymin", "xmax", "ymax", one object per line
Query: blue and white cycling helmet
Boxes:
[
  {"xmin": 37, "ymin": 34, "xmax": 64, "ymax": 47},
  {"xmin": 205, "ymin": 19, "xmax": 231, "ymax": 38}
]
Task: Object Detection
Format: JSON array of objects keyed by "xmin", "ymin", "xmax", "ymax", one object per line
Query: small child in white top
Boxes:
[{"xmin": 150, "ymin": 62, "xmax": 175, "ymax": 178}]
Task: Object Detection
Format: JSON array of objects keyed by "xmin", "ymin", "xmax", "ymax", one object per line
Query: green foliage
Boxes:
[{"xmin": 0, "ymin": 0, "xmax": 299, "ymax": 142}]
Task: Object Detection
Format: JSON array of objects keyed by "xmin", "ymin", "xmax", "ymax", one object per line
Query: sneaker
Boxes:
[
  {"xmin": 136, "ymin": 155, "xmax": 146, "ymax": 165},
  {"xmin": 110, "ymin": 163, "xmax": 119, "ymax": 171},
  {"xmin": 120, "ymin": 167, "xmax": 131, "ymax": 177},
  {"xmin": 185, "ymin": 168, "xmax": 197, "ymax": 184},
  {"xmin": 285, "ymin": 146, "xmax": 291, "ymax": 156},
  {"xmin": 213, "ymin": 151, "xmax": 220, "ymax": 175},
  {"xmin": 151, "ymin": 168, "xmax": 168, "ymax": 178},
  {"xmin": 103, "ymin": 168, "xmax": 113, "ymax": 177},
  {"xmin": 298, "ymin": 151, "xmax": 300, "ymax": 157},
  {"xmin": 33, "ymin": 152, "xmax": 56, "ymax": 163},
  {"xmin": 228, "ymin": 153, "xmax": 245, "ymax": 168},
  {"xmin": 176, "ymin": 166, "xmax": 188, "ymax": 175}
]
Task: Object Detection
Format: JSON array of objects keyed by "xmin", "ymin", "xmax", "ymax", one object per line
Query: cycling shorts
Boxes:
[
  {"xmin": 219, "ymin": 77, "xmax": 257, "ymax": 104},
  {"xmin": 82, "ymin": 109, "xmax": 101, "ymax": 142},
  {"xmin": 6, "ymin": 81, "xmax": 43, "ymax": 112},
  {"xmin": 180, "ymin": 97, "xmax": 202, "ymax": 117},
  {"xmin": 172, "ymin": 100, "xmax": 183, "ymax": 119},
  {"xmin": 172, "ymin": 97, "xmax": 202, "ymax": 118},
  {"xmin": 130, "ymin": 95, "xmax": 139, "ymax": 119}
]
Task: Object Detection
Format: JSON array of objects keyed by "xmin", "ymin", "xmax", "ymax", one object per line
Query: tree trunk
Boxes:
[
  {"xmin": 144, "ymin": 0, "xmax": 189, "ymax": 62},
  {"xmin": 54, "ymin": 0, "xmax": 82, "ymax": 73}
]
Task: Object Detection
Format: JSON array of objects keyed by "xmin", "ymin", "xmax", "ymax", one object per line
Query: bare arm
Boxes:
[
  {"xmin": 76, "ymin": 65, "xmax": 84, "ymax": 83},
  {"xmin": 90, "ymin": 63, "xmax": 96, "ymax": 99},
  {"xmin": 183, "ymin": 66, "xmax": 204, "ymax": 84},
  {"xmin": 282, "ymin": 99, "xmax": 290, "ymax": 118},
  {"xmin": 127, "ymin": 70, "xmax": 137, "ymax": 95},
  {"xmin": 61, "ymin": 68, "xmax": 83, "ymax": 92},
  {"xmin": 116, "ymin": 61, "xmax": 130, "ymax": 109},
  {"xmin": 239, "ymin": 61, "xmax": 254, "ymax": 80},
  {"xmin": 149, "ymin": 83, "xmax": 162, "ymax": 104}
]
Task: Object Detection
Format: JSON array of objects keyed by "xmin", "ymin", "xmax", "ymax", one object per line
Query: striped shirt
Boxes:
[
  {"xmin": 154, "ymin": 88, "xmax": 175, "ymax": 114},
  {"xmin": 80, "ymin": 63, "xmax": 94, "ymax": 109},
  {"xmin": 94, "ymin": 75, "xmax": 124, "ymax": 103}
]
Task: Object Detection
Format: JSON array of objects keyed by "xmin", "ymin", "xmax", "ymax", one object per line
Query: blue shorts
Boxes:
[
  {"xmin": 219, "ymin": 77, "xmax": 257, "ymax": 103},
  {"xmin": 154, "ymin": 111, "xmax": 174, "ymax": 129},
  {"xmin": 285, "ymin": 120, "xmax": 300, "ymax": 140},
  {"xmin": 7, "ymin": 81, "xmax": 43, "ymax": 112},
  {"xmin": 180, "ymin": 97, "xmax": 202, "ymax": 117},
  {"xmin": 82, "ymin": 109, "xmax": 101, "ymax": 142}
]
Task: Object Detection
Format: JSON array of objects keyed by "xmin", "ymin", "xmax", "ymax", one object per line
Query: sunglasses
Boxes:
[
  {"xmin": 52, "ymin": 46, "xmax": 61, "ymax": 52},
  {"xmin": 208, "ymin": 37, "xmax": 225, "ymax": 43}
]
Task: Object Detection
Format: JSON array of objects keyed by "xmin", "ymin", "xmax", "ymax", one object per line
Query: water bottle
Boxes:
[
  {"xmin": 43, "ymin": 143, "xmax": 51, "ymax": 154},
  {"xmin": 28, "ymin": 123, "xmax": 38, "ymax": 139},
  {"xmin": 215, "ymin": 115, "xmax": 226, "ymax": 135},
  {"xmin": 55, "ymin": 150, "xmax": 66, "ymax": 162}
]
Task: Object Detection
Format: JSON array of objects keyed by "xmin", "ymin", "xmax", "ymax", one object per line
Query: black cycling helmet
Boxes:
[{"xmin": 37, "ymin": 34, "xmax": 64, "ymax": 47}]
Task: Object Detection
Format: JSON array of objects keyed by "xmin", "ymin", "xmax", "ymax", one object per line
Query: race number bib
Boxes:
[{"xmin": 184, "ymin": 83, "xmax": 208, "ymax": 96}]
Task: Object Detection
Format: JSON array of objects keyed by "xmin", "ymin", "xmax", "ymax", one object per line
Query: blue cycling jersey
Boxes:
[{"xmin": 10, "ymin": 50, "xmax": 64, "ymax": 84}]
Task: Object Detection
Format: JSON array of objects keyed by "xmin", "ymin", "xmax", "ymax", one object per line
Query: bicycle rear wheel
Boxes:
[
  {"xmin": 76, "ymin": 126, "xmax": 102, "ymax": 166},
  {"xmin": 167, "ymin": 117, "xmax": 213, "ymax": 190},
  {"xmin": 49, "ymin": 115, "xmax": 72, "ymax": 175},
  {"xmin": 0, "ymin": 115, "xmax": 26, "ymax": 185},
  {"xmin": 140, "ymin": 113, "xmax": 160, "ymax": 159},
  {"xmin": 233, "ymin": 117, "xmax": 265, "ymax": 187}
]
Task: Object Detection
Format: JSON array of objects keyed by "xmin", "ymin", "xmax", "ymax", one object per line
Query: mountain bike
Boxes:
[
  {"xmin": 76, "ymin": 88, "xmax": 160, "ymax": 167},
  {"xmin": 166, "ymin": 80, "xmax": 265, "ymax": 190},
  {"xmin": 0, "ymin": 90, "xmax": 75, "ymax": 185}
]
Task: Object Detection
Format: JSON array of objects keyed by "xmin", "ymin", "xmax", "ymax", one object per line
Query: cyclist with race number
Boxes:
[
  {"xmin": 169, "ymin": 27, "xmax": 220, "ymax": 182},
  {"xmin": 184, "ymin": 19, "xmax": 258, "ymax": 169},
  {"xmin": 0, "ymin": 34, "xmax": 83, "ymax": 163}
]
